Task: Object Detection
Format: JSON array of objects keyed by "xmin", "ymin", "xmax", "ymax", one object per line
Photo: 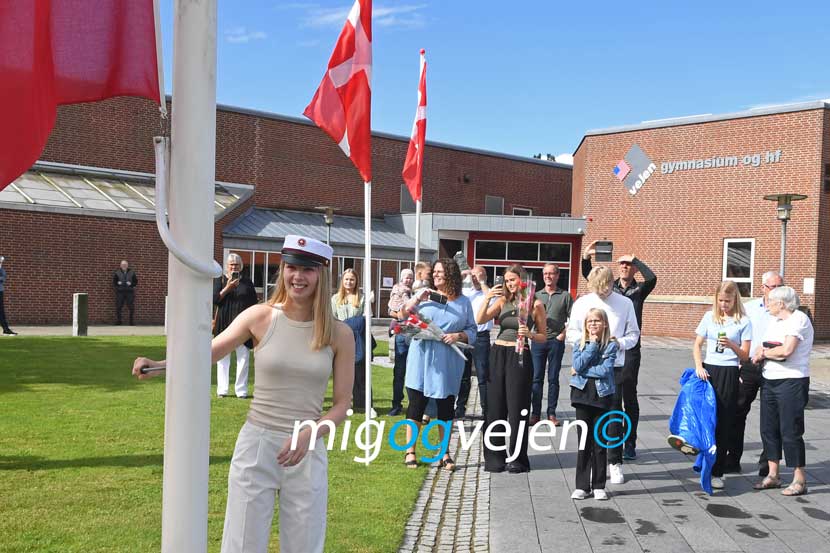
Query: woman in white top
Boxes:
[
  {"xmin": 692, "ymin": 280, "xmax": 751, "ymax": 490},
  {"xmin": 133, "ymin": 235, "xmax": 355, "ymax": 553},
  {"xmin": 751, "ymin": 286, "xmax": 813, "ymax": 496}
]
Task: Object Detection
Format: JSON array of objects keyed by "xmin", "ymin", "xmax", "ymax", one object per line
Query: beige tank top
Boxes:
[{"xmin": 247, "ymin": 305, "xmax": 334, "ymax": 433}]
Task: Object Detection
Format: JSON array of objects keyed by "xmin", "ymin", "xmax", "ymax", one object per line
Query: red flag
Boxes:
[
  {"xmin": 402, "ymin": 49, "xmax": 427, "ymax": 202},
  {"xmin": 304, "ymin": 0, "xmax": 372, "ymax": 182},
  {"xmin": 0, "ymin": 0, "xmax": 162, "ymax": 192}
]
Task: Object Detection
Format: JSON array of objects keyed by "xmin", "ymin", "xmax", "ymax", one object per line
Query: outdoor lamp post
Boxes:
[
  {"xmin": 763, "ymin": 193, "xmax": 807, "ymax": 279},
  {"xmin": 315, "ymin": 206, "xmax": 338, "ymax": 246}
]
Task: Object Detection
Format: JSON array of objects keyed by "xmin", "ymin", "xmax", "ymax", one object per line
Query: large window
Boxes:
[{"xmin": 723, "ymin": 239, "xmax": 754, "ymax": 298}]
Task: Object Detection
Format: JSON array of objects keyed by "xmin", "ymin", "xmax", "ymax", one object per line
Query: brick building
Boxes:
[
  {"xmin": 573, "ymin": 100, "xmax": 830, "ymax": 339},
  {"xmin": 0, "ymin": 97, "xmax": 578, "ymax": 325}
]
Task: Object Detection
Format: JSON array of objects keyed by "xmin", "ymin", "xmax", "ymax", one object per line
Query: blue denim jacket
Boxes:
[{"xmin": 569, "ymin": 341, "xmax": 618, "ymax": 397}]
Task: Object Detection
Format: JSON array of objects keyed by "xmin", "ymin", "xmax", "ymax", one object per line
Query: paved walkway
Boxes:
[
  {"xmin": 398, "ymin": 347, "xmax": 830, "ymax": 553},
  {"xmin": 491, "ymin": 347, "xmax": 830, "ymax": 552}
]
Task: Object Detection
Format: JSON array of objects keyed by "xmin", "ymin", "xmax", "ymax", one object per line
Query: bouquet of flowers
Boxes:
[
  {"xmin": 515, "ymin": 278, "xmax": 537, "ymax": 364},
  {"xmin": 391, "ymin": 313, "xmax": 473, "ymax": 361}
]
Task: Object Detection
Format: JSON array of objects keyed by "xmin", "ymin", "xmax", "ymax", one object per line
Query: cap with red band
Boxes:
[{"xmin": 281, "ymin": 235, "xmax": 333, "ymax": 267}]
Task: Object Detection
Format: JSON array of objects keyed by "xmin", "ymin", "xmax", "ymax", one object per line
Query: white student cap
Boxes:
[{"xmin": 281, "ymin": 235, "xmax": 333, "ymax": 267}]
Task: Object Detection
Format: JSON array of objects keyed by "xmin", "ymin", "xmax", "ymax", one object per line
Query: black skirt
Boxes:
[{"xmin": 571, "ymin": 378, "xmax": 612, "ymax": 410}]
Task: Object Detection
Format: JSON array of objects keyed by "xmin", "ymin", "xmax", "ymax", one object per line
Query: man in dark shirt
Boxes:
[
  {"xmin": 582, "ymin": 241, "xmax": 657, "ymax": 460},
  {"xmin": 0, "ymin": 256, "xmax": 17, "ymax": 335},
  {"xmin": 530, "ymin": 263, "xmax": 573, "ymax": 426},
  {"xmin": 112, "ymin": 259, "xmax": 138, "ymax": 325}
]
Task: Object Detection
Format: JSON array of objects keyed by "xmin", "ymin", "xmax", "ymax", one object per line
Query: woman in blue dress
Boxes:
[{"xmin": 400, "ymin": 258, "xmax": 477, "ymax": 471}]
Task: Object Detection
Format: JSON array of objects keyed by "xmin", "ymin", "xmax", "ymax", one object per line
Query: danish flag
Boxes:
[
  {"xmin": 304, "ymin": 0, "xmax": 372, "ymax": 182},
  {"xmin": 0, "ymin": 0, "xmax": 163, "ymax": 192},
  {"xmin": 402, "ymin": 49, "xmax": 427, "ymax": 202}
]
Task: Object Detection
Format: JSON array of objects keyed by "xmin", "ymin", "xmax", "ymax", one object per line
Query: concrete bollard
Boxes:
[{"xmin": 73, "ymin": 293, "xmax": 88, "ymax": 337}]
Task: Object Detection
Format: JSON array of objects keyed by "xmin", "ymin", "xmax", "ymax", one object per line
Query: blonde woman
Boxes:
[
  {"xmin": 692, "ymin": 280, "xmax": 751, "ymax": 490},
  {"xmin": 133, "ymin": 236, "xmax": 355, "ymax": 553},
  {"xmin": 569, "ymin": 308, "xmax": 618, "ymax": 500},
  {"xmin": 477, "ymin": 264, "xmax": 547, "ymax": 473},
  {"xmin": 332, "ymin": 268, "xmax": 373, "ymax": 412}
]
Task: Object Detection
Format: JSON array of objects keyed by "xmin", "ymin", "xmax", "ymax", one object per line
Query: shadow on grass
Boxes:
[{"xmin": 0, "ymin": 453, "xmax": 232, "ymax": 471}]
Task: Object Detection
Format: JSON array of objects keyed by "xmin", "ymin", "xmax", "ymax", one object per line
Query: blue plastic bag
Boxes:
[{"xmin": 669, "ymin": 368, "xmax": 717, "ymax": 494}]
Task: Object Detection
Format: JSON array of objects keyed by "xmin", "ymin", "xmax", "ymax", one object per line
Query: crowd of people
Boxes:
[{"xmin": 129, "ymin": 233, "xmax": 818, "ymax": 551}]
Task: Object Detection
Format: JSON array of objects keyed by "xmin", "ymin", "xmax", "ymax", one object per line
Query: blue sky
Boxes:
[{"xmin": 158, "ymin": 1, "xmax": 830, "ymax": 162}]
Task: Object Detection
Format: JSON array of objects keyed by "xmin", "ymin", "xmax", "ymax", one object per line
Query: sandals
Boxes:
[
  {"xmin": 753, "ymin": 475, "xmax": 781, "ymax": 490},
  {"xmin": 781, "ymin": 481, "xmax": 808, "ymax": 496},
  {"xmin": 436, "ymin": 455, "xmax": 456, "ymax": 472},
  {"xmin": 667, "ymin": 434, "xmax": 699, "ymax": 456},
  {"xmin": 404, "ymin": 451, "xmax": 418, "ymax": 469}
]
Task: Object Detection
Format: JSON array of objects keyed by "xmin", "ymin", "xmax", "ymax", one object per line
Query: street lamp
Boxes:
[
  {"xmin": 763, "ymin": 193, "xmax": 807, "ymax": 279},
  {"xmin": 315, "ymin": 206, "xmax": 338, "ymax": 246}
]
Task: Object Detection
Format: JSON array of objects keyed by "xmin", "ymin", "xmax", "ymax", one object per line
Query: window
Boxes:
[
  {"xmin": 484, "ymin": 195, "xmax": 504, "ymax": 215},
  {"xmin": 539, "ymin": 243, "xmax": 571, "ymax": 263},
  {"xmin": 723, "ymin": 239, "xmax": 754, "ymax": 298},
  {"xmin": 507, "ymin": 242, "xmax": 538, "ymax": 261},
  {"xmin": 512, "ymin": 206, "xmax": 532, "ymax": 216},
  {"xmin": 475, "ymin": 241, "xmax": 506, "ymax": 260}
]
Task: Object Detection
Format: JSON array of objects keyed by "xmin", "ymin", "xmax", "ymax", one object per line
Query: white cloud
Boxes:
[
  {"xmin": 555, "ymin": 153, "xmax": 574, "ymax": 165},
  {"xmin": 225, "ymin": 27, "xmax": 268, "ymax": 44},
  {"xmin": 297, "ymin": 39, "xmax": 321, "ymax": 48},
  {"xmin": 302, "ymin": 4, "xmax": 427, "ymax": 29}
]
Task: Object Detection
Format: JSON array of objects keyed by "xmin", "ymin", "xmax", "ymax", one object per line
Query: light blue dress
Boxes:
[{"xmin": 405, "ymin": 296, "xmax": 477, "ymax": 399}]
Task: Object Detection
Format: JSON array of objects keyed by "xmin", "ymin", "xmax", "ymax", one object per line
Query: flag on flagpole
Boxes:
[
  {"xmin": 303, "ymin": 0, "xmax": 372, "ymax": 182},
  {"xmin": 402, "ymin": 49, "xmax": 427, "ymax": 202},
  {"xmin": 0, "ymin": 0, "xmax": 163, "ymax": 192}
]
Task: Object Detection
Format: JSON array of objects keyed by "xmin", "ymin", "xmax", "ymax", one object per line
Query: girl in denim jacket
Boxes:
[{"xmin": 569, "ymin": 307, "xmax": 618, "ymax": 500}]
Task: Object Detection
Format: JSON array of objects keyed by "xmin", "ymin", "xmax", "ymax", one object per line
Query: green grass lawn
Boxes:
[{"xmin": 0, "ymin": 336, "xmax": 424, "ymax": 553}]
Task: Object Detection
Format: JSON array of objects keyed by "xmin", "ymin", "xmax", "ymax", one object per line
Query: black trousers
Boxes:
[
  {"xmin": 115, "ymin": 290, "xmax": 135, "ymax": 323},
  {"xmin": 727, "ymin": 361, "xmax": 767, "ymax": 468},
  {"xmin": 621, "ymin": 347, "xmax": 642, "ymax": 448},
  {"xmin": 705, "ymin": 363, "xmax": 739, "ymax": 477},
  {"xmin": 405, "ymin": 387, "xmax": 455, "ymax": 422},
  {"xmin": 607, "ymin": 367, "xmax": 625, "ymax": 464},
  {"xmin": 352, "ymin": 362, "xmax": 373, "ymax": 410},
  {"xmin": 456, "ymin": 351, "xmax": 473, "ymax": 414},
  {"xmin": 574, "ymin": 404, "xmax": 609, "ymax": 491},
  {"xmin": 484, "ymin": 344, "xmax": 533, "ymax": 471},
  {"xmin": 0, "ymin": 291, "xmax": 10, "ymax": 331},
  {"xmin": 761, "ymin": 377, "xmax": 809, "ymax": 468}
]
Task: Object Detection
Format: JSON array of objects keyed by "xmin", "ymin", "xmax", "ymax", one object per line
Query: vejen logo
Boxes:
[{"xmin": 613, "ymin": 144, "xmax": 656, "ymax": 195}]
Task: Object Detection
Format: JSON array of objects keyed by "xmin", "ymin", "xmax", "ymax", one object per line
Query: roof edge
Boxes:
[
  {"xmin": 214, "ymin": 101, "xmax": 573, "ymax": 170},
  {"xmin": 582, "ymin": 100, "xmax": 830, "ymax": 138}
]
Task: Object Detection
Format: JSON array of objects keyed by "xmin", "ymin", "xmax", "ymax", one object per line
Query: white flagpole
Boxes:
[
  {"xmin": 364, "ymin": 179, "xmax": 373, "ymax": 456},
  {"xmin": 414, "ymin": 199, "xmax": 421, "ymax": 265},
  {"xmin": 162, "ymin": 1, "xmax": 216, "ymax": 551}
]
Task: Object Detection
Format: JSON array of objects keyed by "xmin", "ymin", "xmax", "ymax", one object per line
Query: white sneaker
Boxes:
[
  {"xmin": 570, "ymin": 489, "xmax": 589, "ymax": 500},
  {"xmin": 711, "ymin": 476, "xmax": 725, "ymax": 489},
  {"xmin": 609, "ymin": 463, "xmax": 625, "ymax": 484},
  {"xmin": 593, "ymin": 489, "xmax": 609, "ymax": 500},
  {"xmin": 370, "ymin": 408, "xmax": 378, "ymax": 418}
]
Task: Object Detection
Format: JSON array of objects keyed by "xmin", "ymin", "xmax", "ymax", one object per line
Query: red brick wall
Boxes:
[
  {"xmin": 3, "ymin": 97, "xmax": 571, "ymax": 324},
  {"xmin": 0, "ymin": 210, "xmax": 168, "ymax": 325},
  {"xmin": 574, "ymin": 109, "xmax": 828, "ymax": 339},
  {"xmin": 41, "ymin": 97, "xmax": 572, "ymax": 217}
]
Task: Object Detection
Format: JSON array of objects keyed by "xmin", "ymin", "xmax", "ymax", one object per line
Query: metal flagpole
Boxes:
[
  {"xmin": 161, "ymin": 1, "xmax": 217, "ymax": 551},
  {"xmin": 364, "ymin": 180, "xmax": 373, "ymax": 454},
  {"xmin": 414, "ymin": 199, "xmax": 421, "ymax": 265}
]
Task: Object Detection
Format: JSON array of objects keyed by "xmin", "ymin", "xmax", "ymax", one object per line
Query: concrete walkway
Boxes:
[{"xmin": 489, "ymin": 347, "xmax": 830, "ymax": 553}]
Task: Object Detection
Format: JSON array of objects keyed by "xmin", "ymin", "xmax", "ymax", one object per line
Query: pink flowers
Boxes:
[{"xmin": 516, "ymin": 278, "xmax": 537, "ymax": 358}]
